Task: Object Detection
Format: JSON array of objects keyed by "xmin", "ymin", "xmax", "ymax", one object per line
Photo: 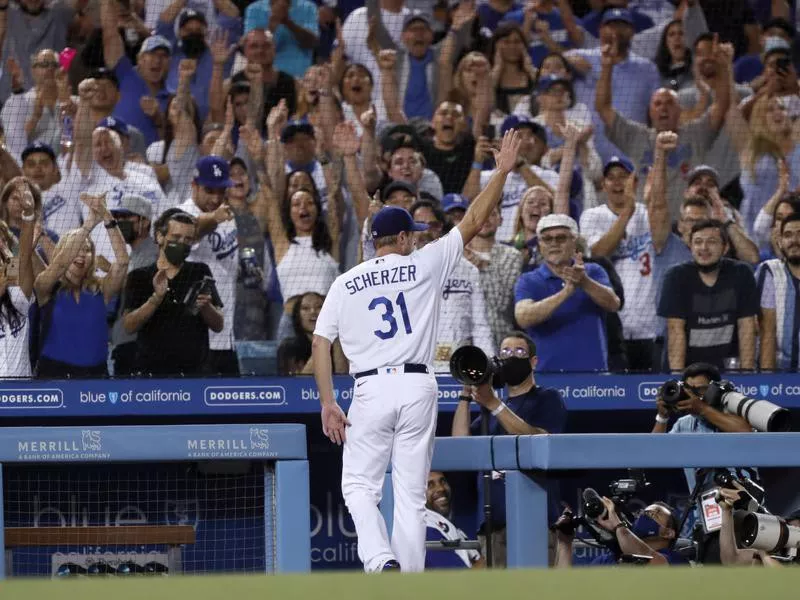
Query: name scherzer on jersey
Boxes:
[
  {"xmin": 314, "ymin": 229, "xmax": 464, "ymax": 373},
  {"xmin": 579, "ymin": 203, "xmax": 656, "ymax": 340},
  {"xmin": 424, "ymin": 509, "xmax": 479, "ymax": 568}
]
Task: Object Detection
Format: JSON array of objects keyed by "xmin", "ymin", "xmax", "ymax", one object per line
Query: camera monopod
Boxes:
[{"xmin": 480, "ymin": 405, "xmax": 495, "ymax": 567}]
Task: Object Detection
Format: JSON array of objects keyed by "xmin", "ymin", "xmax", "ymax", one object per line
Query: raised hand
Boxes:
[
  {"xmin": 655, "ymin": 130, "xmax": 678, "ymax": 153},
  {"xmin": 621, "ymin": 168, "xmax": 637, "ymax": 217},
  {"xmin": 492, "ymin": 129, "xmax": 523, "ymax": 175},
  {"xmin": 359, "ymin": 104, "xmax": 377, "ymax": 133},
  {"xmin": 266, "ymin": 99, "xmax": 289, "ymax": 137},
  {"xmin": 451, "ymin": 0, "xmax": 476, "ymax": 31},
  {"xmin": 332, "ymin": 121, "xmax": 360, "ymax": 156},
  {"xmin": 77, "ymin": 78, "xmax": 98, "ymax": 101},
  {"xmin": 240, "ymin": 123, "xmax": 265, "ymax": 162},
  {"xmin": 152, "ymin": 268, "xmax": 168, "ymax": 299},
  {"xmin": 601, "ymin": 32, "xmax": 619, "ymax": 67},
  {"xmin": 245, "ymin": 61, "xmax": 263, "ymax": 83},
  {"xmin": 377, "ymin": 49, "xmax": 397, "ymax": 72},
  {"xmin": 210, "ymin": 29, "xmax": 235, "ymax": 66},
  {"xmin": 19, "ymin": 183, "xmax": 35, "ymax": 219},
  {"xmin": 79, "ymin": 192, "xmax": 108, "ymax": 227},
  {"xmin": 178, "ymin": 58, "xmax": 197, "ymax": 82},
  {"xmin": 140, "ymin": 95, "xmax": 160, "ymax": 119}
]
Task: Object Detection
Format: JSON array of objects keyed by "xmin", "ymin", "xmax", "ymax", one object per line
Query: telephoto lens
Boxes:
[{"xmin": 583, "ymin": 487, "xmax": 607, "ymax": 520}]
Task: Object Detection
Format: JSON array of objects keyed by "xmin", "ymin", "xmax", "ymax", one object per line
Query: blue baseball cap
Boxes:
[
  {"xmin": 281, "ymin": 119, "xmax": 315, "ymax": 143},
  {"xmin": 500, "ymin": 115, "xmax": 548, "ymax": 143},
  {"xmin": 442, "ymin": 193, "xmax": 469, "ymax": 214},
  {"xmin": 371, "ymin": 206, "xmax": 428, "ymax": 239},
  {"xmin": 21, "ymin": 142, "xmax": 56, "ymax": 163},
  {"xmin": 97, "ymin": 116, "xmax": 129, "ymax": 137},
  {"xmin": 193, "ymin": 155, "xmax": 234, "ymax": 189},
  {"xmin": 603, "ymin": 155, "xmax": 635, "ymax": 176},
  {"xmin": 537, "ymin": 73, "xmax": 573, "ymax": 94},
  {"xmin": 141, "ymin": 34, "xmax": 172, "ymax": 54},
  {"xmin": 601, "ymin": 8, "xmax": 634, "ymax": 26}
]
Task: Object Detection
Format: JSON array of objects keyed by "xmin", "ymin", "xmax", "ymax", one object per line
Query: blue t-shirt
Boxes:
[
  {"xmin": 590, "ymin": 547, "xmax": 688, "ymax": 565},
  {"xmin": 514, "ymin": 262, "xmax": 612, "ymax": 372},
  {"xmin": 112, "ymin": 56, "xmax": 171, "ymax": 147},
  {"xmin": 733, "ymin": 54, "xmax": 763, "ymax": 84},
  {"xmin": 244, "ymin": 0, "xmax": 319, "ymax": 77},
  {"xmin": 470, "ymin": 386, "xmax": 567, "ymax": 528},
  {"xmin": 404, "ymin": 50, "xmax": 434, "ymax": 120}
]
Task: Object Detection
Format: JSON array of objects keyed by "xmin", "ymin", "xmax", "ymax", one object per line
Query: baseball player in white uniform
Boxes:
[{"xmin": 312, "ymin": 130, "xmax": 522, "ymax": 573}]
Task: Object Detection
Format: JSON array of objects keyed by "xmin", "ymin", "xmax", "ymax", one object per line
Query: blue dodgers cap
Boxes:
[
  {"xmin": 603, "ymin": 155, "xmax": 635, "ymax": 176},
  {"xmin": 500, "ymin": 115, "xmax": 547, "ymax": 143},
  {"xmin": 371, "ymin": 206, "xmax": 428, "ymax": 239},
  {"xmin": 21, "ymin": 141, "xmax": 56, "ymax": 162},
  {"xmin": 281, "ymin": 119, "xmax": 315, "ymax": 143},
  {"xmin": 601, "ymin": 7, "xmax": 634, "ymax": 26},
  {"xmin": 193, "ymin": 155, "xmax": 234, "ymax": 188},
  {"xmin": 441, "ymin": 193, "xmax": 469, "ymax": 213},
  {"xmin": 141, "ymin": 34, "xmax": 173, "ymax": 54},
  {"xmin": 537, "ymin": 73, "xmax": 573, "ymax": 94},
  {"xmin": 97, "ymin": 116, "xmax": 129, "ymax": 137}
]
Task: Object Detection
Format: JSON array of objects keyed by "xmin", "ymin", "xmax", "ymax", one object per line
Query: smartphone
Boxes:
[
  {"xmin": 483, "ymin": 124, "xmax": 495, "ymax": 141},
  {"xmin": 200, "ymin": 276, "xmax": 216, "ymax": 296},
  {"xmin": 776, "ymin": 56, "xmax": 791, "ymax": 74}
]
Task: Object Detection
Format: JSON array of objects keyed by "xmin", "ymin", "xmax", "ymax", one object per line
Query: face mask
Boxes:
[
  {"xmin": 117, "ymin": 220, "xmax": 136, "ymax": 244},
  {"xmin": 631, "ymin": 514, "xmax": 662, "ymax": 540},
  {"xmin": 181, "ymin": 33, "xmax": 207, "ymax": 59},
  {"xmin": 501, "ymin": 357, "xmax": 532, "ymax": 387},
  {"xmin": 163, "ymin": 241, "xmax": 191, "ymax": 266}
]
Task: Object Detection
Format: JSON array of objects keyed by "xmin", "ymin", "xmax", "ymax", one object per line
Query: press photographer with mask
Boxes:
[
  {"xmin": 122, "ymin": 208, "xmax": 223, "ymax": 375},
  {"xmin": 451, "ymin": 331, "xmax": 567, "ymax": 566},
  {"xmin": 650, "ymin": 362, "xmax": 755, "ymax": 563},
  {"xmin": 554, "ymin": 499, "xmax": 687, "ymax": 567}
]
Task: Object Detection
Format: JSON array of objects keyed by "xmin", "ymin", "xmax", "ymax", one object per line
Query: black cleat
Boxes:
[{"xmin": 381, "ymin": 560, "xmax": 401, "ymax": 571}]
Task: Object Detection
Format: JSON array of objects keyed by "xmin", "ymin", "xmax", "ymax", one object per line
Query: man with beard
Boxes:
[
  {"xmin": 596, "ymin": 35, "xmax": 732, "ymax": 221},
  {"xmin": 658, "ymin": 220, "xmax": 758, "ymax": 371},
  {"xmin": 158, "ymin": 7, "xmax": 239, "ymax": 122},
  {"xmin": 410, "ymin": 200, "xmax": 494, "ymax": 373},
  {"xmin": 123, "ymin": 208, "xmax": 223, "ymax": 375},
  {"xmin": 178, "ymin": 156, "xmax": 239, "ymax": 375},
  {"xmin": 678, "ymin": 33, "xmax": 753, "ymax": 195},
  {"xmin": 108, "ymin": 194, "xmax": 158, "ymax": 375},
  {"xmin": 101, "ymin": 0, "xmax": 172, "ymax": 146},
  {"xmin": 452, "ymin": 331, "xmax": 567, "ymax": 567},
  {"xmin": 756, "ymin": 213, "xmax": 800, "ymax": 371},
  {"xmin": 0, "ymin": 0, "xmax": 75, "ymax": 104},
  {"xmin": 424, "ymin": 471, "xmax": 483, "ymax": 569},
  {"xmin": 565, "ymin": 9, "xmax": 661, "ymax": 163}
]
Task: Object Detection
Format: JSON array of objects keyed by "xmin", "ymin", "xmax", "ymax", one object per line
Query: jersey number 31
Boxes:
[{"xmin": 369, "ymin": 292, "xmax": 413, "ymax": 340}]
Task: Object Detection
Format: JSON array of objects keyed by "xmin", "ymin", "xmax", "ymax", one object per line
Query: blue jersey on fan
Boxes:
[{"xmin": 424, "ymin": 509, "xmax": 480, "ymax": 569}]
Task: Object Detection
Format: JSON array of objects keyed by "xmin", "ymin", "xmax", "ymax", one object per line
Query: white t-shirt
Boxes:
[
  {"xmin": 179, "ymin": 198, "xmax": 238, "ymax": 351},
  {"xmin": 579, "ymin": 202, "xmax": 656, "ymax": 340},
  {"xmin": 315, "ymin": 228, "xmax": 464, "ymax": 374},
  {"xmin": 41, "ymin": 179, "xmax": 82, "ymax": 238},
  {"xmin": 0, "ymin": 287, "xmax": 31, "ymax": 377},
  {"xmin": 78, "ymin": 163, "xmax": 168, "ymax": 266},
  {"xmin": 341, "ymin": 6, "xmax": 409, "ymax": 123},
  {"xmin": 480, "ymin": 166, "xmax": 560, "ymax": 243},
  {"xmin": 434, "ymin": 257, "xmax": 495, "ymax": 373}
]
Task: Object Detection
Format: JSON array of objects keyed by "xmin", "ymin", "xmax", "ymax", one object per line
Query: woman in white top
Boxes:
[
  {"xmin": 0, "ymin": 181, "xmax": 36, "ymax": 377},
  {"xmin": 260, "ymin": 159, "xmax": 341, "ymax": 341}
]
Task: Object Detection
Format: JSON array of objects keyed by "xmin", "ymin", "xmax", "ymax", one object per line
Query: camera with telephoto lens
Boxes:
[
  {"xmin": 712, "ymin": 470, "xmax": 765, "ymax": 512},
  {"xmin": 582, "ymin": 470, "xmax": 650, "ymax": 524},
  {"xmin": 703, "ymin": 380, "xmax": 791, "ymax": 432},
  {"xmin": 449, "ymin": 345, "xmax": 509, "ymax": 389},
  {"xmin": 737, "ymin": 512, "xmax": 800, "ymax": 557}
]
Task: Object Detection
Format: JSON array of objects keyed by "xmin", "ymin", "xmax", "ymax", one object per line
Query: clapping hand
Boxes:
[
  {"xmin": 79, "ymin": 192, "xmax": 108, "ymax": 228},
  {"xmin": 152, "ymin": 268, "xmax": 168, "ymax": 300},
  {"xmin": 267, "ymin": 99, "xmax": 289, "ymax": 139},
  {"xmin": 332, "ymin": 121, "xmax": 360, "ymax": 156}
]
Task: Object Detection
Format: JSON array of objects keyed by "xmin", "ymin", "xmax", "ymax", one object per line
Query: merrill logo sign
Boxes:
[
  {"xmin": 17, "ymin": 430, "xmax": 108, "ymax": 460},
  {"xmin": 186, "ymin": 428, "xmax": 276, "ymax": 458},
  {"xmin": 81, "ymin": 430, "xmax": 102, "ymax": 451}
]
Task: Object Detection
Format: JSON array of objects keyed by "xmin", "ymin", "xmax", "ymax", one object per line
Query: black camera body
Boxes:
[
  {"xmin": 659, "ymin": 378, "xmax": 689, "ymax": 410},
  {"xmin": 449, "ymin": 345, "xmax": 510, "ymax": 389}
]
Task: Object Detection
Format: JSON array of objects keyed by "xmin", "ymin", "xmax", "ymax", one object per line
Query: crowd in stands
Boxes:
[{"xmin": 0, "ymin": 0, "xmax": 798, "ymax": 377}]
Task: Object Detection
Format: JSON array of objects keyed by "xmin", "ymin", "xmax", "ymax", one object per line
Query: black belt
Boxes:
[{"xmin": 354, "ymin": 363, "xmax": 429, "ymax": 379}]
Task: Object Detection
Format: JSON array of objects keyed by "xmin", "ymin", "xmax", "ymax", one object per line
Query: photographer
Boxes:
[
  {"xmin": 451, "ymin": 331, "xmax": 567, "ymax": 566},
  {"xmin": 650, "ymin": 362, "xmax": 754, "ymax": 563},
  {"xmin": 717, "ymin": 487, "xmax": 796, "ymax": 568},
  {"xmin": 554, "ymin": 499, "xmax": 687, "ymax": 567}
]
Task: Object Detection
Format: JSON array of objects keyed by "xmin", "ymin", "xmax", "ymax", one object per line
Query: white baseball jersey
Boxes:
[
  {"xmin": 179, "ymin": 198, "xmax": 239, "ymax": 351},
  {"xmin": 0, "ymin": 287, "xmax": 31, "ymax": 377},
  {"xmin": 434, "ymin": 257, "xmax": 495, "ymax": 373},
  {"xmin": 424, "ymin": 509, "xmax": 480, "ymax": 568},
  {"xmin": 78, "ymin": 163, "xmax": 168, "ymax": 266},
  {"xmin": 480, "ymin": 166, "xmax": 560, "ymax": 243},
  {"xmin": 314, "ymin": 228, "xmax": 464, "ymax": 373},
  {"xmin": 41, "ymin": 177, "xmax": 82, "ymax": 238},
  {"xmin": 579, "ymin": 202, "xmax": 657, "ymax": 340}
]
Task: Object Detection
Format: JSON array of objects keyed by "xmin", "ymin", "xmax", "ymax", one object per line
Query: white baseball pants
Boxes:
[{"xmin": 341, "ymin": 371, "xmax": 438, "ymax": 572}]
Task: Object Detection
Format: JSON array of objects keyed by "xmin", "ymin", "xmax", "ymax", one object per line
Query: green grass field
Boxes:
[{"xmin": 1, "ymin": 568, "xmax": 796, "ymax": 600}]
